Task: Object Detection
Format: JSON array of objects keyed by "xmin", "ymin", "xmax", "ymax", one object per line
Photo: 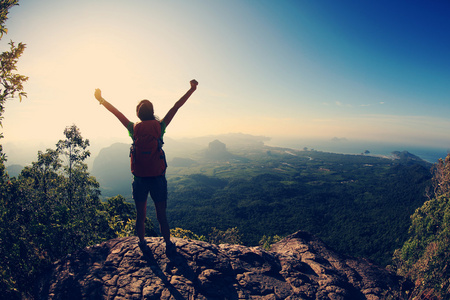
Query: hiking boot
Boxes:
[
  {"xmin": 138, "ymin": 240, "xmax": 151, "ymax": 255},
  {"xmin": 166, "ymin": 241, "xmax": 176, "ymax": 256},
  {"xmin": 138, "ymin": 239, "xmax": 147, "ymax": 248}
]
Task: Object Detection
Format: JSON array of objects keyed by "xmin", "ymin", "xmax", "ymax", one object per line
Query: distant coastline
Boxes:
[
  {"xmin": 268, "ymin": 138, "xmax": 449, "ymax": 164},
  {"xmin": 4, "ymin": 134, "xmax": 449, "ymax": 169}
]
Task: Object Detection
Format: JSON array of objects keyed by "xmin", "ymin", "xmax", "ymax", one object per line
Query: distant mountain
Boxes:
[
  {"xmin": 178, "ymin": 133, "xmax": 270, "ymax": 149},
  {"xmin": 91, "ymin": 143, "xmax": 132, "ymax": 198},
  {"xmin": 91, "ymin": 136, "xmax": 256, "ymax": 197},
  {"xmin": 203, "ymin": 140, "xmax": 235, "ymax": 161},
  {"xmin": 6, "ymin": 164, "xmax": 24, "ymax": 178},
  {"xmin": 391, "ymin": 150, "xmax": 432, "ymax": 167},
  {"xmin": 90, "ymin": 137, "xmax": 216, "ymax": 197}
]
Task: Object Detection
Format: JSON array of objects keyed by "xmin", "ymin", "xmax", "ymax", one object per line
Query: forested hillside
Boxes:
[
  {"xmin": 158, "ymin": 142, "xmax": 432, "ymax": 267},
  {"xmin": 90, "ymin": 137, "xmax": 433, "ymax": 267}
]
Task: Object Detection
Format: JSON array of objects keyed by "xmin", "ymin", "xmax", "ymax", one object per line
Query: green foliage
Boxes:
[
  {"xmin": 171, "ymin": 227, "xmax": 207, "ymax": 241},
  {"xmin": 0, "ymin": 126, "xmax": 106, "ymax": 296},
  {"xmin": 0, "ymin": 1, "xmax": 31, "ymax": 292},
  {"xmin": 209, "ymin": 227, "xmax": 242, "ymax": 245},
  {"xmin": 0, "ymin": 126, "xmax": 157, "ymax": 298},
  {"xmin": 108, "ymin": 216, "xmax": 135, "ymax": 238},
  {"xmin": 166, "ymin": 147, "xmax": 432, "ymax": 266},
  {"xmin": 0, "ymin": 0, "xmax": 28, "ymax": 127},
  {"xmin": 259, "ymin": 234, "xmax": 283, "ymax": 251},
  {"xmin": 104, "ymin": 195, "xmax": 135, "ymax": 237},
  {"xmin": 0, "ymin": 0, "xmax": 27, "ymax": 180},
  {"xmin": 170, "ymin": 226, "xmax": 244, "ymax": 246},
  {"xmin": 0, "ymin": 1, "xmax": 18, "ymax": 38},
  {"xmin": 0, "ymin": 41, "xmax": 27, "ymax": 106},
  {"xmin": 104, "ymin": 195, "xmax": 157, "ymax": 239},
  {"xmin": 431, "ymin": 155, "xmax": 450, "ymax": 198},
  {"xmin": 393, "ymin": 154, "xmax": 450, "ymax": 298}
]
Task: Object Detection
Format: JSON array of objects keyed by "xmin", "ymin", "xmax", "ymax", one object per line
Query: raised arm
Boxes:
[
  {"xmin": 162, "ymin": 80, "xmax": 198, "ymax": 127},
  {"xmin": 94, "ymin": 89, "xmax": 130, "ymax": 128}
]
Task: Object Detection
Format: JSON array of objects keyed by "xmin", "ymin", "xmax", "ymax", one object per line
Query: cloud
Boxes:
[
  {"xmin": 334, "ymin": 101, "xmax": 353, "ymax": 107},
  {"xmin": 359, "ymin": 101, "xmax": 386, "ymax": 107},
  {"xmin": 324, "ymin": 101, "xmax": 385, "ymax": 108}
]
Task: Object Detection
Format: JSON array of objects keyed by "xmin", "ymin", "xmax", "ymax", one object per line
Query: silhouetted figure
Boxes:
[{"xmin": 94, "ymin": 80, "xmax": 198, "ymax": 253}]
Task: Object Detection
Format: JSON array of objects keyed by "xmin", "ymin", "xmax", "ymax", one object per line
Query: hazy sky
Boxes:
[{"xmin": 2, "ymin": 0, "xmax": 450, "ymax": 156}]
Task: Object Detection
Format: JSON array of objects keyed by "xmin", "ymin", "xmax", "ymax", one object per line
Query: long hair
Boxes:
[{"xmin": 136, "ymin": 100, "xmax": 159, "ymax": 121}]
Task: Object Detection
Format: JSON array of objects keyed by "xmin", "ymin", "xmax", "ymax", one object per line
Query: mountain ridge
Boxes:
[{"xmin": 89, "ymin": 135, "xmax": 432, "ymax": 198}]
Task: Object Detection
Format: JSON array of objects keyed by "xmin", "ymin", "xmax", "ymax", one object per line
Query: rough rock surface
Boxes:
[{"xmin": 36, "ymin": 231, "xmax": 411, "ymax": 299}]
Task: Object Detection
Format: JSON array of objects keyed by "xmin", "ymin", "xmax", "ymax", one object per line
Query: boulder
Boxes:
[{"xmin": 36, "ymin": 231, "xmax": 411, "ymax": 299}]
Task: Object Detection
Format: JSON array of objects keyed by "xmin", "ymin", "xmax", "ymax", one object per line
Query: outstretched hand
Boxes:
[
  {"xmin": 190, "ymin": 79, "xmax": 198, "ymax": 89},
  {"xmin": 94, "ymin": 88, "xmax": 103, "ymax": 101}
]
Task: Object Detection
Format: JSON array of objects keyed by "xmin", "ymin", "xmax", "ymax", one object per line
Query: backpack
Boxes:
[{"xmin": 130, "ymin": 120, "xmax": 167, "ymax": 177}]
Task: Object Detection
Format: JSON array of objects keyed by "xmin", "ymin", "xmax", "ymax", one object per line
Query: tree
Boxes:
[
  {"xmin": 0, "ymin": 0, "xmax": 28, "ymax": 194},
  {"xmin": 0, "ymin": 0, "xmax": 27, "ymax": 123},
  {"xmin": 56, "ymin": 125, "xmax": 91, "ymax": 206},
  {"xmin": 55, "ymin": 125, "xmax": 108, "ymax": 253},
  {"xmin": 0, "ymin": 0, "xmax": 27, "ymax": 179},
  {"xmin": 0, "ymin": 126, "xmax": 109, "ymax": 298},
  {"xmin": 393, "ymin": 154, "xmax": 450, "ymax": 298},
  {"xmin": 431, "ymin": 154, "xmax": 450, "ymax": 198},
  {"xmin": 0, "ymin": 1, "xmax": 28, "ymax": 298},
  {"xmin": 0, "ymin": 147, "xmax": 67, "ymax": 299},
  {"xmin": 0, "ymin": 122, "xmax": 161, "ymax": 297}
]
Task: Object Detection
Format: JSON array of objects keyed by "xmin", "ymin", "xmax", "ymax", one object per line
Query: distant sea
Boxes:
[{"xmin": 268, "ymin": 138, "xmax": 449, "ymax": 164}]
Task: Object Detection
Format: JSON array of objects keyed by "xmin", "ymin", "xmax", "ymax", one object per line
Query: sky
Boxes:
[{"xmin": 1, "ymin": 0, "xmax": 450, "ymax": 164}]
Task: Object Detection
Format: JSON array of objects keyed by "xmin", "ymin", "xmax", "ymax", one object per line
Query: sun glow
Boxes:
[
  {"xmin": 2, "ymin": 0, "xmax": 450, "ymax": 167},
  {"xmin": 39, "ymin": 36, "xmax": 132, "ymax": 92}
]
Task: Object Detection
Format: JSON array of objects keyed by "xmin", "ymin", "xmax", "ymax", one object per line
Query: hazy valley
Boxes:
[
  {"xmin": 78, "ymin": 133, "xmax": 433, "ymax": 267},
  {"xmin": 4, "ymin": 132, "xmax": 447, "ymax": 298}
]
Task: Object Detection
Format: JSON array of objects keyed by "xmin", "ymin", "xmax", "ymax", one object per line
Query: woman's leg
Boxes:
[
  {"xmin": 132, "ymin": 177, "xmax": 149, "ymax": 243},
  {"xmin": 154, "ymin": 200, "xmax": 171, "ymax": 245},
  {"xmin": 149, "ymin": 176, "xmax": 172, "ymax": 245},
  {"xmin": 135, "ymin": 200, "xmax": 147, "ymax": 243}
]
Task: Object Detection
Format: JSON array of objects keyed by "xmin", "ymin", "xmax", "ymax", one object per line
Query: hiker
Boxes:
[{"xmin": 94, "ymin": 79, "xmax": 198, "ymax": 253}]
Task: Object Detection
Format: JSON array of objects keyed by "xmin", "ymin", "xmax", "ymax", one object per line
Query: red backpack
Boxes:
[{"xmin": 130, "ymin": 120, "xmax": 167, "ymax": 177}]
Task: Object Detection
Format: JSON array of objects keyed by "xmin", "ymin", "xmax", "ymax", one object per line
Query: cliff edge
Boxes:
[{"xmin": 36, "ymin": 231, "xmax": 411, "ymax": 299}]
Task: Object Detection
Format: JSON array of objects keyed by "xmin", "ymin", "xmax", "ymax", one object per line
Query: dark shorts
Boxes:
[{"xmin": 132, "ymin": 175, "xmax": 167, "ymax": 203}]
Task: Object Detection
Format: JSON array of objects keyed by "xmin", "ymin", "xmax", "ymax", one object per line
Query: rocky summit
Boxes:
[{"xmin": 36, "ymin": 231, "xmax": 411, "ymax": 299}]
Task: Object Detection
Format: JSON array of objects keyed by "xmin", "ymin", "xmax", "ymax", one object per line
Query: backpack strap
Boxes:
[{"xmin": 158, "ymin": 137, "xmax": 167, "ymax": 171}]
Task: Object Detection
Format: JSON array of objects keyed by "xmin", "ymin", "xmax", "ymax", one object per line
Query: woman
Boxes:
[{"xmin": 94, "ymin": 79, "xmax": 198, "ymax": 253}]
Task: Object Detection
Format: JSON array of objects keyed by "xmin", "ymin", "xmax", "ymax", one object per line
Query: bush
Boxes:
[{"xmin": 393, "ymin": 154, "xmax": 450, "ymax": 297}]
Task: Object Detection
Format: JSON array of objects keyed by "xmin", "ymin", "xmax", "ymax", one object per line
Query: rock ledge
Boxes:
[{"xmin": 36, "ymin": 231, "xmax": 410, "ymax": 299}]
